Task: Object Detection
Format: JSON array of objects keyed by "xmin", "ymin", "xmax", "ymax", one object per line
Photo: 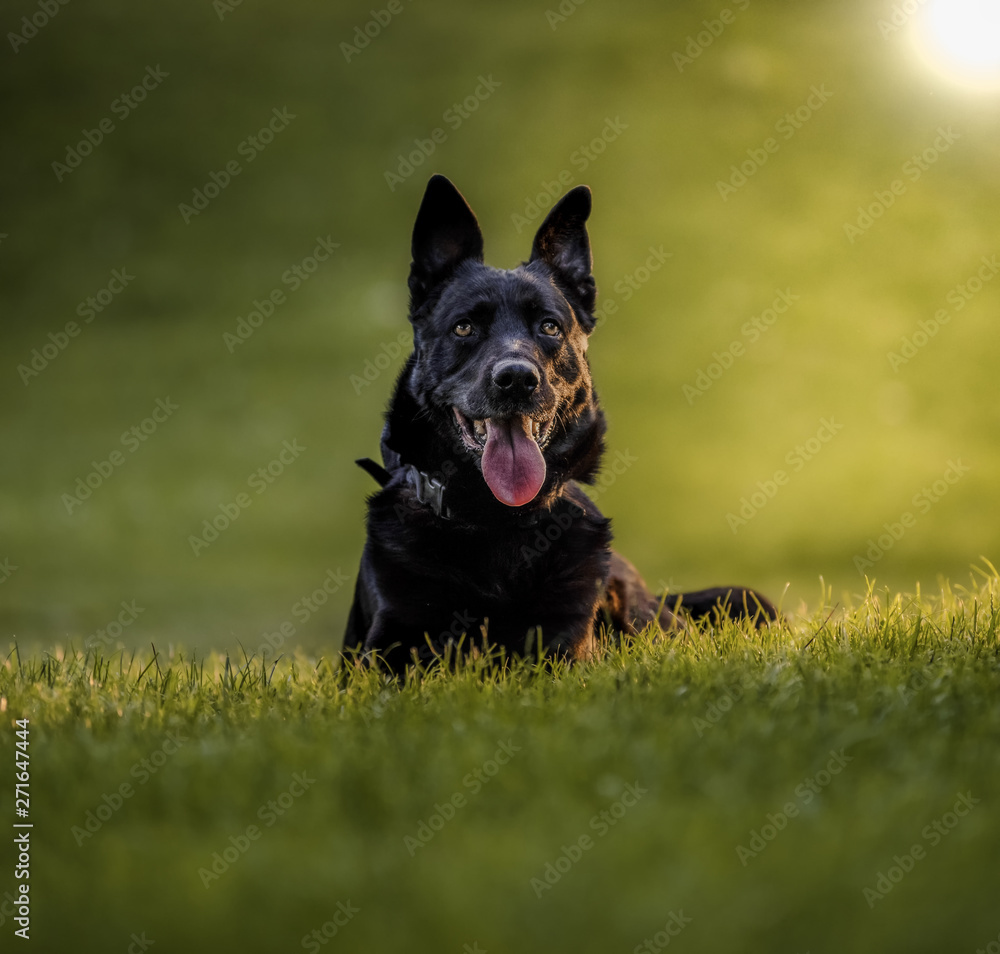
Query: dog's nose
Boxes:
[{"xmin": 492, "ymin": 359, "xmax": 539, "ymax": 397}]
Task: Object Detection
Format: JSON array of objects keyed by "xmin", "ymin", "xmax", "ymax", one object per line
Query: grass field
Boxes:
[
  {"xmin": 4, "ymin": 3, "xmax": 1000, "ymax": 950},
  {"xmin": 4, "ymin": 567, "xmax": 999, "ymax": 952}
]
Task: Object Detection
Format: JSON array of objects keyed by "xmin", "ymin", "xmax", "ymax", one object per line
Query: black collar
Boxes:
[
  {"xmin": 355, "ymin": 457, "xmax": 451, "ymax": 519},
  {"xmin": 355, "ymin": 457, "xmax": 565, "ymax": 525},
  {"xmin": 355, "ymin": 457, "xmax": 392, "ymax": 486}
]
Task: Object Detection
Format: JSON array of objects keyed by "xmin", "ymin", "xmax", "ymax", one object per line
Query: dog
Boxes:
[{"xmin": 344, "ymin": 174, "xmax": 777, "ymax": 670}]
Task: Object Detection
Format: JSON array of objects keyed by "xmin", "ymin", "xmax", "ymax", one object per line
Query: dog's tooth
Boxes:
[{"xmin": 474, "ymin": 419, "xmax": 486, "ymax": 438}]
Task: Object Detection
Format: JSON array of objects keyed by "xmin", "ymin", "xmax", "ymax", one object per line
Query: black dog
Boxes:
[{"xmin": 344, "ymin": 175, "xmax": 776, "ymax": 670}]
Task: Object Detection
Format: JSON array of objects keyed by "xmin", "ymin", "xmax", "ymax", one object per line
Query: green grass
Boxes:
[{"xmin": 5, "ymin": 567, "xmax": 1000, "ymax": 953}]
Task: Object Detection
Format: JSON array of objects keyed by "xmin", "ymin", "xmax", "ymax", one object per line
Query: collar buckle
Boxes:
[{"xmin": 406, "ymin": 465, "xmax": 450, "ymax": 519}]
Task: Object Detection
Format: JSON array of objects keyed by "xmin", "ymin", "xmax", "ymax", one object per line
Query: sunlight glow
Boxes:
[{"xmin": 915, "ymin": 0, "xmax": 1000, "ymax": 90}]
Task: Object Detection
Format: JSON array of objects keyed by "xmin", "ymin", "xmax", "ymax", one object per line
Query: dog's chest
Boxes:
[{"xmin": 372, "ymin": 487, "xmax": 609, "ymax": 599}]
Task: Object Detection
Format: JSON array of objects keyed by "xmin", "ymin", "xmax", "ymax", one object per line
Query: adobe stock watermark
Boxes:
[
  {"xmin": 681, "ymin": 288, "xmax": 799, "ymax": 404},
  {"xmin": 853, "ymin": 458, "xmax": 970, "ymax": 574},
  {"xmin": 585, "ymin": 449, "xmax": 638, "ymax": 503},
  {"xmin": 843, "ymin": 126, "xmax": 961, "ymax": 244},
  {"xmin": 862, "ymin": 791, "xmax": 980, "ymax": 908},
  {"xmin": 198, "ymin": 771, "xmax": 316, "ymax": 887},
  {"xmin": 403, "ymin": 740, "xmax": 521, "ymax": 856},
  {"xmin": 520, "ymin": 449, "xmax": 638, "ymax": 567},
  {"xmin": 545, "ymin": 0, "xmax": 589, "ymax": 30},
  {"xmin": 255, "ymin": 568, "xmax": 351, "ymax": 658},
  {"xmin": 592, "ymin": 246, "xmax": 673, "ymax": 329},
  {"xmin": 7, "ymin": 0, "xmax": 71, "ymax": 53},
  {"xmin": 300, "ymin": 902, "xmax": 360, "ymax": 952},
  {"xmin": 358, "ymin": 688, "xmax": 399, "ymax": 729},
  {"xmin": 178, "ymin": 107, "xmax": 297, "ymax": 223},
  {"xmin": 672, "ymin": 0, "xmax": 751, "ymax": 72},
  {"xmin": 887, "ymin": 255, "xmax": 998, "ymax": 371},
  {"xmin": 876, "ymin": 0, "xmax": 929, "ymax": 39},
  {"xmin": 120, "ymin": 933, "xmax": 153, "ymax": 954},
  {"xmin": 212, "ymin": 0, "xmax": 244, "ymax": 20},
  {"xmin": 0, "ymin": 559, "xmax": 19, "ymax": 586},
  {"xmin": 122, "ymin": 934, "xmax": 154, "ymax": 954},
  {"xmin": 736, "ymin": 749, "xmax": 853, "ymax": 865},
  {"xmin": 631, "ymin": 911, "xmax": 694, "ymax": 954},
  {"xmin": 71, "ymin": 730, "xmax": 189, "ymax": 846},
  {"xmin": 51, "ymin": 65, "xmax": 169, "ymax": 181},
  {"xmin": 975, "ymin": 925, "xmax": 1000, "ymax": 954},
  {"xmin": 530, "ymin": 781, "xmax": 648, "ymax": 897},
  {"xmin": 222, "ymin": 236, "xmax": 340, "ymax": 352},
  {"xmin": 188, "ymin": 439, "xmax": 306, "ymax": 556},
  {"xmin": 431, "ymin": 608, "xmax": 478, "ymax": 648},
  {"xmin": 895, "ymin": 665, "xmax": 937, "ymax": 707},
  {"xmin": 0, "ymin": 885, "xmax": 34, "ymax": 932},
  {"xmin": 350, "ymin": 330, "xmax": 411, "ymax": 395},
  {"xmin": 17, "ymin": 267, "xmax": 135, "ymax": 385},
  {"xmin": 61, "ymin": 397, "xmax": 179, "ymax": 514},
  {"xmin": 726, "ymin": 417, "xmax": 844, "ymax": 534},
  {"xmin": 84, "ymin": 599, "xmax": 144, "ymax": 652},
  {"xmin": 1, "ymin": 878, "xmax": 29, "ymax": 938},
  {"xmin": 384, "ymin": 75, "xmax": 501, "ymax": 191},
  {"xmin": 510, "ymin": 116, "xmax": 628, "ymax": 234},
  {"xmin": 691, "ymin": 673, "xmax": 756, "ymax": 736},
  {"xmin": 717, "ymin": 85, "xmax": 833, "ymax": 200},
  {"xmin": 341, "ymin": 0, "xmax": 415, "ymax": 62}
]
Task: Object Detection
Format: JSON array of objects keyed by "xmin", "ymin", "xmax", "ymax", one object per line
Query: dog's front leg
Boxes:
[
  {"xmin": 550, "ymin": 616, "xmax": 599, "ymax": 662},
  {"xmin": 522, "ymin": 587, "xmax": 604, "ymax": 663}
]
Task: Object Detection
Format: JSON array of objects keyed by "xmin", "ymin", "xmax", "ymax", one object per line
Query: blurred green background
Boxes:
[{"xmin": 2, "ymin": 0, "xmax": 998, "ymax": 653}]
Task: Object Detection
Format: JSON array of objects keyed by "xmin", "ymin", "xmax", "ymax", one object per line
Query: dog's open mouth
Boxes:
[{"xmin": 453, "ymin": 408, "xmax": 554, "ymax": 507}]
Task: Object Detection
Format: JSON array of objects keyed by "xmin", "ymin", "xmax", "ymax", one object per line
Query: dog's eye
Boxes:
[
  {"xmin": 540, "ymin": 319, "xmax": 562, "ymax": 337},
  {"xmin": 453, "ymin": 320, "xmax": 474, "ymax": 337}
]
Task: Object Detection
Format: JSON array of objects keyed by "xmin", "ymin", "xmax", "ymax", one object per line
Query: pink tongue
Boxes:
[{"xmin": 481, "ymin": 416, "xmax": 546, "ymax": 507}]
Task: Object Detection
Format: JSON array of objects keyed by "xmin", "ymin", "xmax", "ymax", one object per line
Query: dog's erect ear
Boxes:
[
  {"xmin": 408, "ymin": 175, "xmax": 484, "ymax": 313},
  {"xmin": 529, "ymin": 185, "xmax": 596, "ymax": 326}
]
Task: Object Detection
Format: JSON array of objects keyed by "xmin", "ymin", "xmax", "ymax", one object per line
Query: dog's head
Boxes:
[{"xmin": 401, "ymin": 174, "xmax": 603, "ymax": 508}]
